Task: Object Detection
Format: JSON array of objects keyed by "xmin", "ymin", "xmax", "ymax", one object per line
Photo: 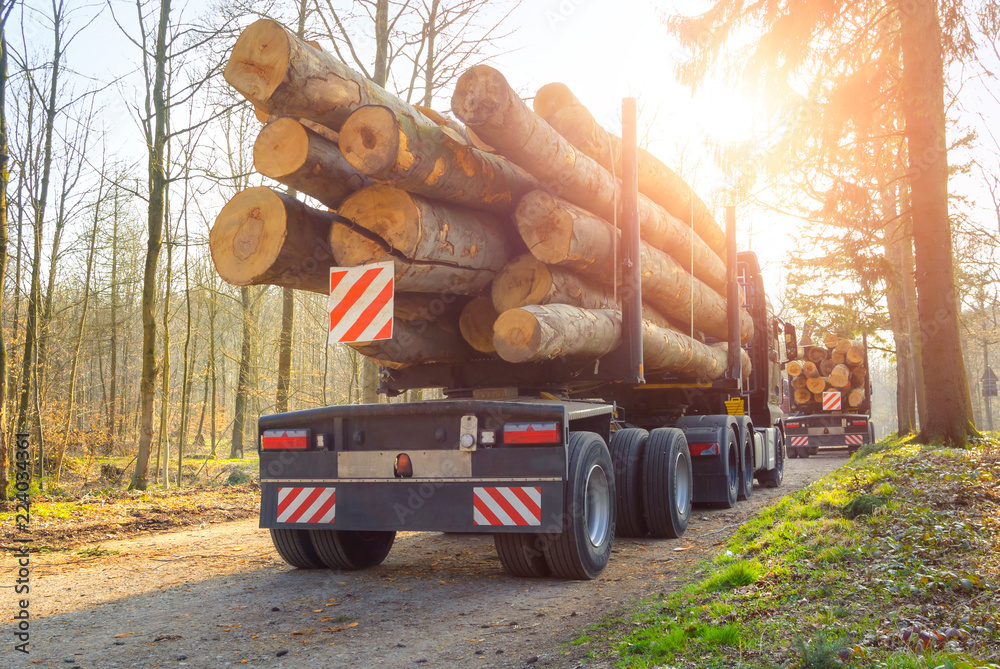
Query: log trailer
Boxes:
[
  {"xmin": 256, "ymin": 162, "xmax": 786, "ymax": 579},
  {"xmin": 783, "ymin": 331, "xmax": 875, "ymax": 457}
]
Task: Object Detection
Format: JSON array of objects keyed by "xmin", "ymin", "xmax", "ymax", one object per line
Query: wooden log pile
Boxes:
[
  {"xmin": 786, "ymin": 336, "xmax": 868, "ymax": 410},
  {"xmin": 210, "ymin": 19, "xmax": 753, "ymax": 380}
]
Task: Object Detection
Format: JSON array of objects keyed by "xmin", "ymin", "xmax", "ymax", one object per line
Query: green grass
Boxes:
[{"xmin": 593, "ymin": 437, "xmax": 1000, "ymax": 668}]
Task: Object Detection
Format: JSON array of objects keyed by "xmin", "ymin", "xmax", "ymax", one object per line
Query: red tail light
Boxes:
[
  {"xmin": 261, "ymin": 429, "xmax": 310, "ymax": 450},
  {"xmin": 786, "ymin": 423, "xmax": 800, "ymax": 428},
  {"xmin": 503, "ymin": 422, "xmax": 560, "ymax": 445},
  {"xmin": 689, "ymin": 442, "xmax": 719, "ymax": 456}
]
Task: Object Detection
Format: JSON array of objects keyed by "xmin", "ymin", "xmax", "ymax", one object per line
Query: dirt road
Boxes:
[{"xmin": 12, "ymin": 454, "xmax": 845, "ymax": 669}]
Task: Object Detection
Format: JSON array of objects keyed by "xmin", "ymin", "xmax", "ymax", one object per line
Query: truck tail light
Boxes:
[
  {"xmin": 851, "ymin": 420, "xmax": 868, "ymax": 426},
  {"xmin": 503, "ymin": 422, "xmax": 560, "ymax": 445},
  {"xmin": 689, "ymin": 442, "xmax": 719, "ymax": 456},
  {"xmin": 786, "ymin": 423, "xmax": 800, "ymax": 428},
  {"xmin": 261, "ymin": 429, "xmax": 310, "ymax": 450}
]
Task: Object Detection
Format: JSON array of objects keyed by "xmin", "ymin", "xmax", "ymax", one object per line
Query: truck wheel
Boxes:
[
  {"xmin": 808, "ymin": 446, "xmax": 818, "ymax": 456},
  {"xmin": 269, "ymin": 528, "xmax": 324, "ymax": 569},
  {"xmin": 641, "ymin": 428, "xmax": 691, "ymax": 539},
  {"xmin": 609, "ymin": 428, "xmax": 649, "ymax": 538},
  {"xmin": 737, "ymin": 432, "xmax": 754, "ymax": 501},
  {"xmin": 495, "ymin": 533, "xmax": 551, "ymax": 577},
  {"xmin": 717, "ymin": 429, "xmax": 740, "ymax": 509},
  {"xmin": 544, "ymin": 431, "xmax": 615, "ymax": 580},
  {"xmin": 800, "ymin": 447, "xmax": 811, "ymax": 459},
  {"xmin": 309, "ymin": 529, "xmax": 395, "ymax": 570},
  {"xmin": 758, "ymin": 432, "xmax": 784, "ymax": 488}
]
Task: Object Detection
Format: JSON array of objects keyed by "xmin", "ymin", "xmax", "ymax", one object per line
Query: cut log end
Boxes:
[
  {"xmin": 515, "ymin": 191, "xmax": 575, "ymax": 264},
  {"xmin": 224, "ymin": 19, "xmax": 291, "ymax": 106},
  {"xmin": 338, "ymin": 105, "xmax": 402, "ymax": 175},
  {"xmin": 338, "ymin": 185, "xmax": 420, "ymax": 253},
  {"xmin": 492, "ymin": 308, "xmax": 541, "ymax": 363},
  {"xmin": 211, "ymin": 186, "xmax": 289, "ymax": 285},
  {"xmin": 254, "ymin": 117, "xmax": 310, "ymax": 178},
  {"xmin": 451, "ymin": 65, "xmax": 508, "ymax": 126},
  {"xmin": 533, "ymin": 82, "xmax": 579, "ymax": 120},
  {"xmin": 459, "ymin": 296, "xmax": 500, "ymax": 354},
  {"xmin": 491, "ymin": 254, "xmax": 553, "ymax": 313},
  {"xmin": 794, "ymin": 388, "xmax": 813, "ymax": 404}
]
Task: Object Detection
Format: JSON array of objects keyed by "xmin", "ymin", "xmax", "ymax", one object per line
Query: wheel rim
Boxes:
[
  {"xmin": 674, "ymin": 450, "xmax": 691, "ymax": 517},
  {"xmin": 584, "ymin": 463, "xmax": 611, "ymax": 547},
  {"xmin": 728, "ymin": 444, "xmax": 738, "ymax": 489},
  {"xmin": 776, "ymin": 440, "xmax": 784, "ymax": 475},
  {"xmin": 745, "ymin": 442, "xmax": 753, "ymax": 482}
]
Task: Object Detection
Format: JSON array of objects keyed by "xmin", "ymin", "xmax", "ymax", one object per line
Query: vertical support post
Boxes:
[
  {"xmin": 621, "ymin": 98, "xmax": 644, "ymax": 384},
  {"xmin": 725, "ymin": 206, "xmax": 741, "ymax": 388}
]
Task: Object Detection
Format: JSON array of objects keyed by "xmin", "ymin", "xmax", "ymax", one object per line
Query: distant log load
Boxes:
[
  {"xmin": 828, "ymin": 364, "xmax": 852, "ymax": 389},
  {"xmin": 451, "ymin": 65, "xmax": 726, "ymax": 293},
  {"xmin": 337, "ymin": 105, "xmax": 539, "ymax": 214},
  {"xmin": 491, "ymin": 254, "xmax": 616, "ymax": 314},
  {"xmin": 225, "ymin": 19, "xmax": 436, "ymax": 132},
  {"xmin": 210, "ymin": 186, "xmax": 337, "ymax": 294},
  {"xmin": 823, "ymin": 332, "xmax": 840, "ymax": 349},
  {"xmin": 253, "ymin": 117, "xmax": 373, "ymax": 209}
]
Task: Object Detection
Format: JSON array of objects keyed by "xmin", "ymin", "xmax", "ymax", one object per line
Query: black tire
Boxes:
[
  {"xmin": 544, "ymin": 431, "xmax": 615, "ymax": 580},
  {"xmin": 758, "ymin": 431, "xmax": 784, "ymax": 488},
  {"xmin": 609, "ymin": 428, "xmax": 649, "ymax": 538},
  {"xmin": 309, "ymin": 529, "xmax": 395, "ymax": 570},
  {"xmin": 808, "ymin": 446, "xmax": 819, "ymax": 456},
  {"xmin": 641, "ymin": 428, "xmax": 692, "ymax": 539},
  {"xmin": 269, "ymin": 528, "xmax": 324, "ymax": 569},
  {"xmin": 716, "ymin": 429, "xmax": 739, "ymax": 509},
  {"xmin": 789, "ymin": 446, "xmax": 799, "ymax": 459},
  {"xmin": 737, "ymin": 432, "xmax": 754, "ymax": 501},
  {"xmin": 800, "ymin": 446, "xmax": 811, "ymax": 459},
  {"xmin": 495, "ymin": 533, "xmax": 551, "ymax": 577}
]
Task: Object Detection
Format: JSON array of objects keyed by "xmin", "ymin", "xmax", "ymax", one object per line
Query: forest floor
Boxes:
[{"xmin": 3, "ymin": 450, "xmax": 842, "ymax": 668}]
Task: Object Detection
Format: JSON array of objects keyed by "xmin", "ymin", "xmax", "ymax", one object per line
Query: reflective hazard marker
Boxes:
[
  {"xmin": 822, "ymin": 391, "xmax": 842, "ymax": 411},
  {"xmin": 329, "ymin": 262, "xmax": 394, "ymax": 344},
  {"xmin": 473, "ymin": 487, "xmax": 542, "ymax": 526},
  {"xmin": 277, "ymin": 487, "xmax": 336, "ymax": 524}
]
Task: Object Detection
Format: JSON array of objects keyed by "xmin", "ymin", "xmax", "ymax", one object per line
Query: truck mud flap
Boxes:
[
  {"xmin": 261, "ymin": 480, "xmax": 565, "ymax": 533},
  {"xmin": 676, "ymin": 419, "xmax": 735, "ymax": 505}
]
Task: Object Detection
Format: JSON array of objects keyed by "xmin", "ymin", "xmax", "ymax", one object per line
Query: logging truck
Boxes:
[
  {"xmin": 214, "ymin": 20, "xmax": 785, "ymax": 579},
  {"xmin": 783, "ymin": 331, "xmax": 874, "ymax": 457}
]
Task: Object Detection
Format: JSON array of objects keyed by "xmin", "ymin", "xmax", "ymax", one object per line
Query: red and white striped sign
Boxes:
[
  {"xmin": 845, "ymin": 434, "xmax": 865, "ymax": 446},
  {"xmin": 277, "ymin": 487, "xmax": 336, "ymax": 524},
  {"xmin": 822, "ymin": 391, "xmax": 842, "ymax": 411},
  {"xmin": 473, "ymin": 487, "xmax": 541, "ymax": 526},
  {"xmin": 329, "ymin": 263, "xmax": 394, "ymax": 344},
  {"xmin": 790, "ymin": 436, "xmax": 810, "ymax": 447}
]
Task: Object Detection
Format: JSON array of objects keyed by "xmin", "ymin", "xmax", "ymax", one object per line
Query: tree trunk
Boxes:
[
  {"xmin": 491, "ymin": 254, "xmax": 616, "ymax": 314},
  {"xmin": 337, "ymin": 105, "xmax": 539, "ymax": 214},
  {"xmin": 546, "ymin": 101, "xmax": 726, "ymax": 259},
  {"xmin": 211, "ymin": 186, "xmax": 339, "ymax": 295},
  {"xmin": 451, "ymin": 65, "xmax": 725, "ymax": 293},
  {"xmin": 275, "ymin": 287, "xmax": 293, "ymax": 413},
  {"xmin": 493, "ymin": 305, "xmax": 621, "ymax": 363},
  {"xmin": 107, "ymin": 184, "xmax": 121, "ymax": 451},
  {"xmin": 253, "ymin": 117, "xmax": 373, "ymax": 209},
  {"xmin": 130, "ymin": 0, "xmax": 172, "ymax": 491},
  {"xmin": 458, "ymin": 296, "xmax": 499, "ymax": 354},
  {"xmin": 0, "ymin": 14, "xmax": 9, "ymax": 498},
  {"xmin": 900, "ymin": 193, "xmax": 926, "ymax": 429},
  {"xmin": 898, "ymin": 0, "xmax": 974, "ymax": 444},
  {"xmin": 885, "ymin": 205, "xmax": 916, "ymax": 434},
  {"xmin": 224, "ymin": 18, "xmax": 434, "ymax": 132},
  {"xmin": 231, "ymin": 287, "xmax": 253, "ymax": 459}
]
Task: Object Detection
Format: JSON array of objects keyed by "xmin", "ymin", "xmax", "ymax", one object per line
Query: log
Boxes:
[
  {"xmin": 831, "ymin": 351, "xmax": 846, "ymax": 365},
  {"xmin": 791, "ymin": 375, "xmax": 808, "ymax": 390},
  {"xmin": 493, "ymin": 304, "xmax": 621, "ymax": 363},
  {"xmin": 338, "ymin": 106, "xmax": 540, "ymax": 214},
  {"xmin": 847, "ymin": 343, "xmax": 865, "ymax": 365},
  {"xmin": 412, "ymin": 104, "xmax": 469, "ymax": 141},
  {"xmin": 794, "ymin": 388, "xmax": 813, "ymax": 404},
  {"xmin": 546, "ymin": 101, "xmax": 726, "ymax": 259},
  {"xmin": 848, "ymin": 387, "xmax": 866, "ymax": 407},
  {"xmin": 225, "ymin": 19, "xmax": 437, "ymax": 132},
  {"xmin": 643, "ymin": 322, "xmax": 728, "ymax": 380},
  {"xmin": 458, "ymin": 296, "xmax": 500, "ymax": 354},
  {"xmin": 786, "ymin": 360, "xmax": 803, "ymax": 376},
  {"xmin": 338, "ymin": 185, "xmax": 508, "ymax": 271},
  {"xmin": 823, "ymin": 332, "xmax": 840, "ymax": 349},
  {"xmin": 491, "ymin": 254, "xmax": 616, "ymax": 314},
  {"xmin": 828, "ymin": 364, "xmax": 852, "ymax": 389},
  {"xmin": 254, "ymin": 117, "xmax": 373, "ymax": 209},
  {"xmin": 532, "ymin": 82, "xmax": 579, "ymax": 121},
  {"xmin": 813, "ymin": 392, "xmax": 825, "ymax": 403},
  {"xmin": 820, "ymin": 359, "xmax": 835, "ymax": 377},
  {"xmin": 802, "ymin": 361, "xmax": 820, "ymax": 378},
  {"xmin": 806, "ymin": 376, "xmax": 828, "ymax": 394},
  {"xmin": 806, "ymin": 346, "xmax": 828, "ymax": 363},
  {"xmin": 350, "ymin": 294, "xmax": 474, "ymax": 368},
  {"xmin": 451, "ymin": 65, "xmax": 726, "ymax": 293},
  {"xmin": 513, "ymin": 190, "xmax": 753, "ymax": 342},
  {"xmin": 210, "ymin": 186, "xmax": 337, "ymax": 294},
  {"xmin": 834, "ymin": 338, "xmax": 853, "ymax": 355},
  {"xmin": 465, "ymin": 126, "xmax": 495, "ymax": 153},
  {"xmin": 850, "ymin": 365, "xmax": 868, "ymax": 386}
]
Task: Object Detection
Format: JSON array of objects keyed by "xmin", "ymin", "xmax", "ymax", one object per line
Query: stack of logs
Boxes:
[
  {"xmin": 786, "ymin": 333, "xmax": 868, "ymax": 410},
  {"xmin": 210, "ymin": 18, "xmax": 753, "ymax": 383}
]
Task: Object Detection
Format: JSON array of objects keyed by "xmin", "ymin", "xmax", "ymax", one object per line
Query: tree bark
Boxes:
[
  {"xmin": 458, "ymin": 296, "xmax": 499, "ymax": 354},
  {"xmin": 0, "ymin": 12, "xmax": 9, "ymax": 498},
  {"xmin": 211, "ymin": 186, "xmax": 338, "ymax": 294},
  {"xmin": 491, "ymin": 254, "xmax": 616, "ymax": 314},
  {"xmin": 493, "ymin": 305, "xmax": 621, "ymax": 363},
  {"xmin": 898, "ymin": 0, "xmax": 974, "ymax": 444},
  {"xmin": 451, "ymin": 65, "xmax": 726, "ymax": 293},
  {"xmin": 547, "ymin": 101, "xmax": 726, "ymax": 259},
  {"xmin": 231, "ymin": 286, "xmax": 253, "ymax": 459},
  {"xmin": 275, "ymin": 287, "xmax": 293, "ymax": 413},
  {"xmin": 643, "ymin": 321, "xmax": 729, "ymax": 380},
  {"xmin": 224, "ymin": 18, "xmax": 435, "ymax": 132},
  {"xmin": 253, "ymin": 117, "xmax": 372, "ymax": 209},
  {"xmin": 338, "ymin": 105, "xmax": 539, "ymax": 214}
]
